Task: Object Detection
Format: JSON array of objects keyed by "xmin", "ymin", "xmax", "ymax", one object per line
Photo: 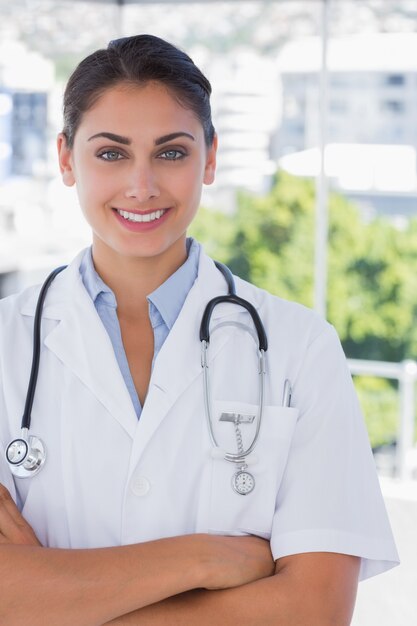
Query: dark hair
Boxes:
[{"xmin": 62, "ymin": 34, "xmax": 215, "ymax": 148}]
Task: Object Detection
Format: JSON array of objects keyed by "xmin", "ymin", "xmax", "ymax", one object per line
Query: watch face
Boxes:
[
  {"xmin": 232, "ymin": 470, "xmax": 255, "ymax": 495},
  {"xmin": 6, "ymin": 439, "xmax": 28, "ymax": 465}
]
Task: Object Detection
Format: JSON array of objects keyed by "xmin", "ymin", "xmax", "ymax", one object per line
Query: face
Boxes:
[{"xmin": 57, "ymin": 81, "xmax": 217, "ymax": 264}]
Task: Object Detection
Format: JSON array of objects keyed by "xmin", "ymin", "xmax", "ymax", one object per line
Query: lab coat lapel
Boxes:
[
  {"xmin": 19, "ymin": 248, "xmax": 262, "ymax": 458},
  {"xmin": 131, "ymin": 251, "xmax": 247, "ymax": 460},
  {"xmin": 20, "ymin": 252, "xmax": 138, "ymax": 439}
]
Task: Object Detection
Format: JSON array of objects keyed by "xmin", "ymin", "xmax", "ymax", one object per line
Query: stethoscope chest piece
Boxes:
[{"xmin": 6, "ymin": 432, "xmax": 46, "ymax": 478}]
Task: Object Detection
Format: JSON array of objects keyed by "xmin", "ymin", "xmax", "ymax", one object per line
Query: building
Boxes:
[
  {"xmin": 197, "ymin": 48, "xmax": 280, "ymax": 211},
  {"xmin": 0, "ymin": 40, "xmax": 57, "ymax": 293},
  {"xmin": 0, "ymin": 40, "xmax": 53, "ymax": 180},
  {"xmin": 275, "ymin": 33, "xmax": 417, "ymax": 218}
]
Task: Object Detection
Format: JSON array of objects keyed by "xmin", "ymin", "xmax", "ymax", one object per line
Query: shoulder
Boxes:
[
  {"xmin": 0, "ymin": 248, "xmax": 87, "ymax": 325},
  {"xmin": 233, "ymin": 273, "xmax": 333, "ymax": 349},
  {"xmin": 198, "ymin": 245, "xmax": 337, "ymax": 363},
  {"xmin": 0, "ymin": 283, "xmax": 41, "ymax": 323},
  {"xmin": 0, "ymin": 286, "xmax": 42, "ymax": 379}
]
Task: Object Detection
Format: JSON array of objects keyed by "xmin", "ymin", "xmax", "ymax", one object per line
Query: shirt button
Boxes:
[{"xmin": 130, "ymin": 476, "xmax": 151, "ymax": 497}]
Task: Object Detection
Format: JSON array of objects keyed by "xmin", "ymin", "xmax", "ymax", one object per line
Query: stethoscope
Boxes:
[
  {"xmin": 201, "ymin": 262, "xmax": 267, "ymax": 495},
  {"xmin": 5, "ymin": 265, "xmax": 67, "ymax": 479},
  {"xmin": 5, "ymin": 261, "xmax": 268, "ymax": 495}
]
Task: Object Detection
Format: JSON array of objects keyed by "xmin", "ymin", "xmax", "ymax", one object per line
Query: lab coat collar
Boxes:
[
  {"xmin": 18, "ymin": 248, "xmax": 261, "ymax": 323},
  {"xmin": 19, "ymin": 249, "xmax": 86, "ymax": 320},
  {"xmin": 20, "ymin": 250, "xmax": 139, "ymax": 438},
  {"xmin": 18, "ymin": 247, "xmax": 262, "ymax": 448}
]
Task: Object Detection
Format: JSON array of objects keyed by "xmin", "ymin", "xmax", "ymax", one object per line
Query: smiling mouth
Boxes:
[{"xmin": 114, "ymin": 208, "xmax": 169, "ymax": 223}]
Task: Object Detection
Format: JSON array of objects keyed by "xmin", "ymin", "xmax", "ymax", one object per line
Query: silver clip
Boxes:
[{"xmin": 219, "ymin": 412, "xmax": 256, "ymax": 424}]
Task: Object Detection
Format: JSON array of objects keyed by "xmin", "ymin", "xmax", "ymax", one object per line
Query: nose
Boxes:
[{"xmin": 124, "ymin": 163, "xmax": 160, "ymax": 202}]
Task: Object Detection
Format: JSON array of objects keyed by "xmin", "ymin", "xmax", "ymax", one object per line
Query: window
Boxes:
[
  {"xmin": 381, "ymin": 100, "xmax": 405, "ymax": 114},
  {"xmin": 385, "ymin": 73, "xmax": 405, "ymax": 86}
]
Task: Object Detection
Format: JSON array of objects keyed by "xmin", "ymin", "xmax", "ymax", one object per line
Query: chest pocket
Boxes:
[{"xmin": 202, "ymin": 401, "xmax": 299, "ymax": 539}]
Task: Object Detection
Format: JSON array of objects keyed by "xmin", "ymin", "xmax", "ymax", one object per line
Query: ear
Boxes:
[
  {"xmin": 57, "ymin": 133, "xmax": 76, "ymax": 187},
  {"xmin": 203, "ymin": 133, "xmax": 218, "ymax": 185}
]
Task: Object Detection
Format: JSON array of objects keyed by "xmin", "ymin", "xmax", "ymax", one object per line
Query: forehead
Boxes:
[{"xmin": 76, "ymin": 82, "xmax": 203, "ymax": 141}]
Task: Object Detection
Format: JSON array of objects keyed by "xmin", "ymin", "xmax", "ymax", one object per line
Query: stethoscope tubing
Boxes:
[
  {"xmin": 21, "ymin": 265, "xmax": 67, "ymax": 430},
  {"xmin": 201, "ymin": 340, "xmax": 266, "ymax": 463},
  {"xmin": 200, "ymin": 261, "xmax": 268, "ymax": 465},
  {"xmin": 200, "ymin": 294, "xmax": 268, "ymax": 352},
  {"xmin": 201, "ymin": 261, "xmax": 268, "ymax": 352}
]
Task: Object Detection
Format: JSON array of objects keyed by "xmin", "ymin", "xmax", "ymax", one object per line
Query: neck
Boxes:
[{"xmin": 91, "ymin": 237, "xmax": 188, "ymax": 319}]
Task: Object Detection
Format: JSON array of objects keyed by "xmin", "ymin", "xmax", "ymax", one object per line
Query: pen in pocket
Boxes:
[{"xmin": 282, "ymin": 379, "xmax": 292, "ymax": 407}]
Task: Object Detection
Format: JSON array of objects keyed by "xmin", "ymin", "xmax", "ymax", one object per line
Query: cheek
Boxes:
[
  {"xmin": 175, "ymin": 173, "xmax": 203, "ymax": 208},
  {"xmin": 75, "ymin": 169, "xmax": 112, "ymax": 207},
  {"xmin": 167, "ymin": 160, "xmax": 205, "ymax": 199}
]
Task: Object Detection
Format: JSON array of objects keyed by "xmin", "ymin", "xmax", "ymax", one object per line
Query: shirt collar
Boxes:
[
  {"xmin": 79, "ymin": 247, "xmax": 116, "ymax": 307},
  {"xmin": 147, "ymin": 238, "xmax": 200, "ymax": 330},
  {"xmin": 79, "ymin": 238, "xmax": 201, "ymax": 326}
]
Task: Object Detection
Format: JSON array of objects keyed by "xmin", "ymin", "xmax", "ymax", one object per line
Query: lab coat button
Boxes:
[{"xmin": 131, "ymin": 476, "xmax": 151, "ymax": 496}]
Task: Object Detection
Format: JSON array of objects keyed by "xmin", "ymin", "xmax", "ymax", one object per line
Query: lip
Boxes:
[
  {"xmin": 113, "ymin": 207, "xmax": 167, "ymax": 215},
  {"xmin": 112, "ymin": 206, "xmax": 172, "ymax": 232}
]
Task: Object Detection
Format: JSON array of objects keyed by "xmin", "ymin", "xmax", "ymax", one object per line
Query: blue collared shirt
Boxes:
[{"xmin": 79, "ymin": 238, "xmax": 200, "ymax": 418}]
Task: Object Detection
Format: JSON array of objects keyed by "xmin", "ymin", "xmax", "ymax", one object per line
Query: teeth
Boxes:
[{"xmin": 116, "ymin": 209, "xmax": 167, "ymax": 223}]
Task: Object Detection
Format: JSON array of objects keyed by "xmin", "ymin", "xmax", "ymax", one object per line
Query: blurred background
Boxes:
[{"xmin": 0, "ymin": 0, "xmax": 416, "ymax": 623}]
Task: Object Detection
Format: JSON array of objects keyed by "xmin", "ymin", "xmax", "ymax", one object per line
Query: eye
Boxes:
[
  {"xmin": 158, "ymin": 149, "xmax": 186, "ymax": 161},
  {"xmin": 97, "ymin": 149, "xmax": 125, "ymax": 162}
]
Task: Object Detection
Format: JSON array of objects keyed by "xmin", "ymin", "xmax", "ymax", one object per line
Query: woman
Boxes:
[{"xmin": 0, "ymin": 35, "xmax": 398, "ymax": 625}]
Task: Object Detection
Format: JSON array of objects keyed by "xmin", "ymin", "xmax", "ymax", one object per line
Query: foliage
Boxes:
[
  {"xmin": 353, "ymin": 376, "xmax": 398, "ymax": 448},
  {"xmin": 191, "ymin": 171, "xmax": 417, "ymax": 363},
  {"xmin": 190, "ymin": 171, "xmax": 417, "ymax": 446}
]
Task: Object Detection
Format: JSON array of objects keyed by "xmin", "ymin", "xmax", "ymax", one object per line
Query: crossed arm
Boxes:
[
  {"xmin": 0, "ymin": 484, "xmax": 360, "ymax": 626},
  {"xmin": 106, "ymin": 552, "xmax": 360, "ymax": 626}
]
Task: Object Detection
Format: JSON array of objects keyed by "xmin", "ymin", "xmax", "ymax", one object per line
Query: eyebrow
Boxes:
[
  {"xmin": 155, "ymin": 132, "xmax": 195, "ymax": 145},
  {"xmin": 87, "ymin": 131, "xmax": 195, "ymax": 145}
]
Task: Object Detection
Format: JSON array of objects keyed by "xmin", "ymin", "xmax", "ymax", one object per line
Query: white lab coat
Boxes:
[{"xmin": 0, "ymin": 248, "xmax": 399, "ymax": 581}]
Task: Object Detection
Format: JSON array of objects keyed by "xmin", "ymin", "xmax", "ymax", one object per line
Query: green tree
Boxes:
[{"xmin": 192, "ymin": 171, "xmax": 417, "ymax": 364}]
